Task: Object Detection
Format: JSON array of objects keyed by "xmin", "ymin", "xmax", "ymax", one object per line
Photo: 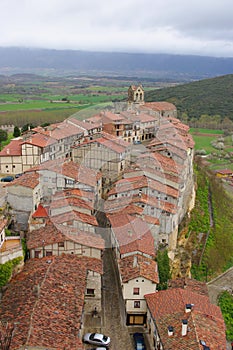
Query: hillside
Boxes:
[
  {"xmin": 1, "ymin": 47, "xmax": 233, "ymax": 80},
  {"xmin": 145, "ymin": 74, "xmax": 233, "ymax": 120}
]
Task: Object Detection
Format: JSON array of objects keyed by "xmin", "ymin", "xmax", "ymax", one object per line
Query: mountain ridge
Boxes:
[{"xmin": 1, "ymin": 47, "xmax": 233, "ymax": 79}]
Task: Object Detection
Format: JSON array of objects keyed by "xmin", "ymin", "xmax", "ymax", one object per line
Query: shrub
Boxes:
[{"xmin": 0, "ymin": 257, "xmax": 23, "ymax": 287}]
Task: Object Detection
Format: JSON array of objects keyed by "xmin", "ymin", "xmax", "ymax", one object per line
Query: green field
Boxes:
[
  {"xmin": 191, "ymin": 134, "xmax": 217, "ymax": 153},
  {"xmin": 190, "ymin": 128, "xmax": 224, "ymax": 135}
]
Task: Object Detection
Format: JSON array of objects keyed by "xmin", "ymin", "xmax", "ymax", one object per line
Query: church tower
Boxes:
[{"xmin": 128, "ymin": 85, "xmax": 144, "ymax": 105}]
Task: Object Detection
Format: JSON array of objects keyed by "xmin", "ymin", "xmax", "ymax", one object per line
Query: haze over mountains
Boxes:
[{"xmin": 1, "ymin": 47, "xmax": 233, "ymax": 80}]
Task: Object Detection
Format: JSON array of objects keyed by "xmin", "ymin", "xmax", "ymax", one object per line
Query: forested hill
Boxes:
[{"xmin": 145, "ymin": 74, "xmax": 233, "ymax": 120}]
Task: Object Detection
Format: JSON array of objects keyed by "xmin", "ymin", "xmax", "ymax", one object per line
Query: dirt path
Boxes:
[{"xmin": 207, "ymin": 266, "xmax": 233, "ymax": 304}]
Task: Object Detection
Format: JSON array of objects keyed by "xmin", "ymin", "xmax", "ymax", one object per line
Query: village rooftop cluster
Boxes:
[{"xmin": 0, "ymin": 86, "xmax": 227, "ymax": 349}]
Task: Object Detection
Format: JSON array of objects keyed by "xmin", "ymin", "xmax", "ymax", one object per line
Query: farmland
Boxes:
[{"xmin": 0, "ymin": 74, "xmax": 166, "ymax": 127}]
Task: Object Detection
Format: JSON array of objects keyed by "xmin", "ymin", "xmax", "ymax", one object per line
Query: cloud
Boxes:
[{"xmin": 1, "ymin": 0, "xmax": 233, "ymax": 57}]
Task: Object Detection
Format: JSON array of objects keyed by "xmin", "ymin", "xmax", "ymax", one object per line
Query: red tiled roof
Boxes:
[
  {"xmin": 68, "ymin": 117, "xmax": 102, "ymax": 130},
  {"xmin": 105, "ymin": 193, "xmax": 176, "ymax": 214},
  {"xmin": 108, "ymin": 213, "xmax": 155, "ymax": 257},
  {"xmin": 50, "ymin": 195, "xmax": 94, "ymax": 211},
  {"xmin": 145, "ymin": 288, "xmax": 226, "ymax": 350},
  {"xmin": 119, "ymin": 254, "xmax": 159, "ymax": 283},
  {"xmin": 0, "ymin": 255, "xmax": 102, "ymax": 349},
  {"xmin": 51, "ymin": 209, "xmax": 98, "ymax": 226},
  {"xmin": 108, "ymin": 175, "xmax": 179, "ymax": 199},
  {"xmin": 6, "ymin": 172, "xmax": 39, "ymax": 189},
  {"xmin": 27, "ymin": 220, "xmax": 104, "ymax": 250},
  {"xmin": 32, "ymin": 204, "xmax": 48, "ymax": 218},
  {"xmin": 38, "ymin": 120, "xmax": 84, "ymax": 140},
  {"xmin": 22, "ymin": 133, "xmax": 56, "ymax": 147},
  {"xmin": 139, "ymin": 152, "xmax": 183, "ymax": 175},
  {"xmin": 53, "ymin": 188, "xmax": 95, "ymax": 202},
  {"xmin": 27, "ymin": 159, "xmax": 101, "ymax": 187},
  {"xmin": 0, "ymin": 138, "xmax": 22, "ymax": 156}
]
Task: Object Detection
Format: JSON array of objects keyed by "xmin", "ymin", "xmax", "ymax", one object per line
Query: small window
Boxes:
[
  {"xmin": 134, "ymin": 301, "xmax": 140, "ymax": 308},
  {"xmin": 13, "ymin": 165, "xmax": 15, "ymax": 168},
  {"xmin": 58, "ymin": 242, "xmax": 64, "ymax": 248},
  {"xmin": 133, "ymin": 288, "xmax": 140, "ymax": 295},
  {"xmin": 46, "ymin": 251, "xmax": 52, "ymax": 256},
  {"xmin": 86, "ymin": 288, "xmax": 95, "ymax": 296},
  {"xmin": 35, "ymin": 251, "xmax": 40, "ymax": 258}
]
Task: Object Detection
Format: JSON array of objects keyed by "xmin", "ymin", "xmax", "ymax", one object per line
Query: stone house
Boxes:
[
  {"xmin": 27, "ymin": 220, "xmax": 104, "ymax": 260},
  {"xmin": 106, "ymin": 212, "xmax": 158, "ymax": 326},
  {"xmin": 6, "ymin": 173, "xmax": 41, "ymax": 231},
  {"xmin": 72, "ymin": 133, "xmax": 131, "ymax": 195},
  {"xmin": 26, "ymin": 159, "xmax": 102, "ymax": 204},
  {"xmin": 0, "ymin": 138, "xmax": 23, "ymax": 175},
  {"xmin": 119, "ymin": 254, "xmax": 159, "ymax": 326}
]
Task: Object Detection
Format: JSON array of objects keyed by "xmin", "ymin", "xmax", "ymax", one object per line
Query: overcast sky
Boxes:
[{"xmin": 1, "ymin": 0, "xmax": 233, "ymax": 57}]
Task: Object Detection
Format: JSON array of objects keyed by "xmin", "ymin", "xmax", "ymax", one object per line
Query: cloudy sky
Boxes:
[{"xmin": 1, "ymin": 0, "xmax": 233, "ymax": 57}]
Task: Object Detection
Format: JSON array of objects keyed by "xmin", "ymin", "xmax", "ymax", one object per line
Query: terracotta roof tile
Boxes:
[
  {"xmin": 51, "ymin": 209, "xmax": 98, "ymax": 227},
  {"xmin": 27, "ymin": 159, "xmax": 101, "ymax": 187},
  {"xmin": 145, "ymin": 288, "xmax": 226, "ymax": 350},
  {"xmin": 22, "ymin": 133, "xmax": 56, "ymax": 147},
  {"xmin": 108, "ymin": 175, "xmax": 179, "ymax": 198},
  {"xmin": 6, "ymin": 173, "xmax": 39, "ymax": 189},
  {"xmin": 0, "ymin": 255, "xmax": 102, "ymax": 349},
  {"xmin": 0, "ymin": 138, "xmax": 22, "ymax": 156},
  {"xmin": 108, "ymin": 213, "xmax": 155, "ymax": 257},
  {"xmin": 32, "ymin": 204, "xmax": 49, "ymax": 218},
  {"xmin": 119, "ymin": 254, "xmax": 159, "ymax": 283},
  {"xmin": 27, "ymin": 220, "xmax": 104, "ymax": 250}
]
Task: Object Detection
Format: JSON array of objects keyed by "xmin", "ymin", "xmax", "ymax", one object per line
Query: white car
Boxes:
[{"xmin": 83, "ymin": 333, "xmax": 110, "ymax": 347}]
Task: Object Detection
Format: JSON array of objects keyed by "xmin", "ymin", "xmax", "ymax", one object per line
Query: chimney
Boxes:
[
  {"xmin": 167, "ymin": 326, "xmax": 174, "ymax": 336},
  {"xmin": 181, "ymin": 319, "xmax": 188, "ymax": 336},
  {"xmin": 185, "ymin": 303, "xmax": 194, "ymax": 313}
]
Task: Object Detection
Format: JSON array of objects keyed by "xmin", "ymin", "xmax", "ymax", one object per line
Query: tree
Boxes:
[
  {"xmin": 157, "ymin": 249, "xmax": 171, "ymax": 290},
  {"xmin": 0, "ymin": 129, "xmax": 8, "ymax": 150},
  {"xmin": 13, "ymin": 126, "xmax": 20, "ymax": 138},
  {"xmin": 21, "ymin": 123, "xmax": 35, "ymax": 133}
]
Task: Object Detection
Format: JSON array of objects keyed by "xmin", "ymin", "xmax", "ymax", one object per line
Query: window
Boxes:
[
  {"xmin": 35, "ymin": 251, "xmax": 40, "ymax": 258},
  {"xmin": 58, "ymin": 242, "xmax": 64, "ymax": 248},
  {"xmin": 134, "ymin": 301, "xmax": 140, "ymax": 308},
  {"xmin": 86, "ymin": 288, "xmax": 95, "ymax": 296},
  {"xmin": 46, "ymin": 251, "xmax": 52, "ymax": 256},
  {"xmin": 133, "ymin": 288, "xmax": 140, "ymax": 295}
]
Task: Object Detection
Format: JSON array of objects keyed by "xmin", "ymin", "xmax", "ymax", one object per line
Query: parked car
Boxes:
[
  {"xmin": 83, "ymin": 333, "xmax": 110, "ymax": 347},
  {"xmin": 15, "ymin": 173, "xmax": 23, "ymax": 178},
  {"xmin": 1, "ymin": 176, "xmax": 14, "ymax": 182},
  {"xmin": 89, "ymin": 348, "xmax": 107, "ymax": 350},
  {"xmin": 133, "ymin": 332, "xmax": 146, "ymax": 350}
]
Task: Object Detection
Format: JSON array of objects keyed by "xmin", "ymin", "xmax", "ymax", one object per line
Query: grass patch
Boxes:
[{"xmin": 190, "ymin": 128, "xmax": 224, "ymax": 134}]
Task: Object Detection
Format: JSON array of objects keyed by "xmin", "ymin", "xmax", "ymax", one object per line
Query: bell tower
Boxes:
[{"xmin": 128, "ymin": 85, "xmax": 144, "ymax": 105}]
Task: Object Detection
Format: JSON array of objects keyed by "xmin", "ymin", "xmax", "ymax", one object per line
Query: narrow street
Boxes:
[
  {"xmin": 101, "ymin": 246, "xmax": 134, "ymax": 350},
  {"xmin": 95, "ymin": 207, "xmax": 134, "ymax": 350}
]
